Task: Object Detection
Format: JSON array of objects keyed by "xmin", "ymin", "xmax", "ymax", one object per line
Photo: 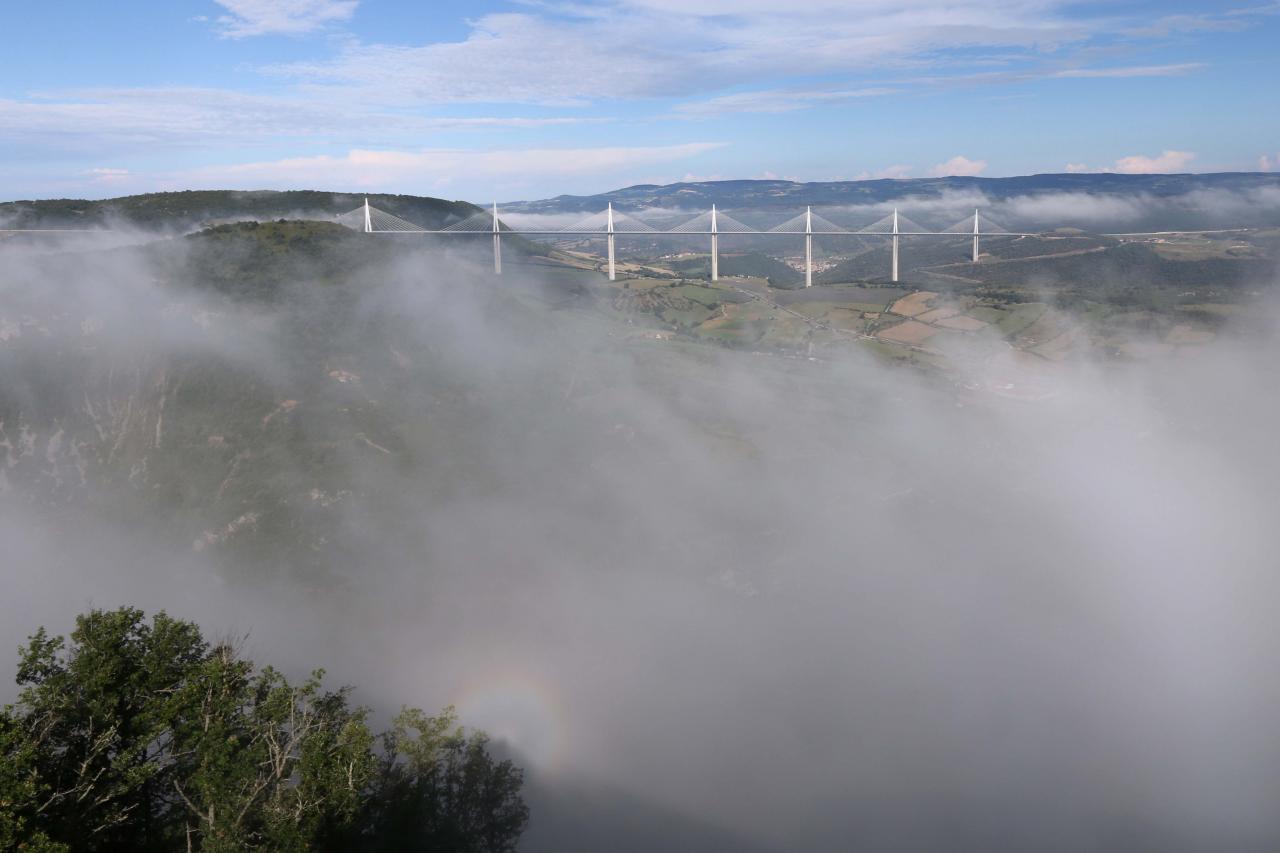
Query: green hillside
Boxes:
[
  {"xmin": 0, "ymin": 216, "xmax": 1275, "ymax": 581},
  {"xmin": 0, "ymin": 189, "xmax": 478, "ymax": 231},
  {"xmin": 665, "ymin": 251, "xmax": 804, "ymax": 286}
]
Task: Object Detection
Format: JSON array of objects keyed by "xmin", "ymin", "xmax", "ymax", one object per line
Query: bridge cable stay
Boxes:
[
  {"xmin": 942, "ymin": 209, "xmax": 1010, "ymax": 262},
  {"xmin": 942, "ymin": 211, "xmax": 1010, "ymax": 234},
  {"xmin": 559, "ymin": 205, "xmax": 659, "ymax": 280},
  {"xmin": 771, "ymin": 210, "xmax": 847, "ymax": 285},
  {"xmin": 335, "ymin": 207, "xmax": 368, "ymax": 231},
  {"xmin": 560, "ymin": 207, "xmax": 657, "ymax": 233},
  {"xmin": 439, "ymin": 210, "xmax": 515, "ymax": 232},
  {"xmin": 670, "ymin": 207, "xmax": 753, "ymax": 280},
  {"xmin": 336, "ymin": 203, "xmax": 429, "ymax": 232},
  {"xmin": 669, "ymin": 208, "xmax": 754, "ymax": 233},
  {"xmin": 768, "ymin": 210, "xmax": 847, "ymax": 233},
  {"xmin": 368, "ymin": 207, "xmax": 429, "ymax": 232},
  {"xmin": 857, "ymin": 211, "xmax": 927, "ymax": 234},
  {"xmin": 858, "ymin": 210, "xmax": 927, "ymax": 282},
  {"xmin": 334, "ymin": 199, "xmax": 1049, "ymax": 283}
]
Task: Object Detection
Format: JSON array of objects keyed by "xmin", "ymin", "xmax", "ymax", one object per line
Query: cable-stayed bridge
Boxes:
[
  {"xmin": 7, "ymin": 199, "xmax": 1251, "ymax": 287},
  {"xmin": 336, "ymin": 199, "xmax": 1028, "ymax": 285}
]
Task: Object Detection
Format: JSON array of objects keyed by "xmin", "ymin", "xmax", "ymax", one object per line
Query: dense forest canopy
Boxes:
[{"xmin": 0, "ymin": 607, "xmax": 528, "ymax": 852}]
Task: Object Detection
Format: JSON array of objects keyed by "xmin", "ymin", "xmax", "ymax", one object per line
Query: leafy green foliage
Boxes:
[
  {"xmin": 665, "ymin": 252, "xmax": 803, "ymax": 286},
  {"xmin": 359, "ymin": 709, "xmax": 530, "ymax": 853},
  {"xmin": 0, "ymin": 191, "xmax": 477, "ymax": 231},
  {"xmin": 0, "ymin": 608, "xmax": 528, "ymax": 852}
]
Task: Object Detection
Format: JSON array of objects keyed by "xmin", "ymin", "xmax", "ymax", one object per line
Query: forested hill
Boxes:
[{"xmin": 0, "ymin": 190, "xmax": 479, "ymax": 231}]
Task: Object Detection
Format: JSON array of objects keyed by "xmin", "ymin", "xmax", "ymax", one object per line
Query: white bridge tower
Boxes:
[
  {"xmin": 710, "ymin": 205, "xmax": 719, "ymax": 282},
  {"xmin": 607, "ymin": 202, "xmax": 616, "ymax": 281},
  {"xmin": 891, "ymin": 208, "xmax": 900, "ymax": 283},
  {"xmin": 804, "ymin": 206, "xmax": 814, "ymax": 288},
  {"xmin": 492, "ymin": 201, "xmax": 502, "ymax": 275},
  {"xmin": 972, "ymin": 208, "xmax": 980, "ymax": 263}
]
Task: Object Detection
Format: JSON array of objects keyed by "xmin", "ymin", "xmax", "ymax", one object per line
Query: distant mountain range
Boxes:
[
  {"xmin": 504, "ymin": 173, "xmax": 1280, "ymax": 232},
  {"xmin": 5, "ymin": 172, "xmax": 1280, "ymax": 233}
]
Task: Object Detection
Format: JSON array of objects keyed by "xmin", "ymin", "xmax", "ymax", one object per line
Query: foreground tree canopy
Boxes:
[{"xmin": 0, "ymin": 607, "xmax": 528, "ymax": 852}]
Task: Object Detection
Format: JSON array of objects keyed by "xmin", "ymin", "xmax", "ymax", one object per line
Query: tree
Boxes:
[
  {"xmin": 0, "ymin": 607, "xmax": 528, "ymax": 852},
  {"xmin": 359, "ymin": 708, "xmax": 529, "ymax": 853}
]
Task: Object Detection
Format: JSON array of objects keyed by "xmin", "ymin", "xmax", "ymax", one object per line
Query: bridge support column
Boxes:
[
  {"xmin": 972, "ymin": 207, "xmax": 980, "ymax": 263},
  {"xmin": 363, "ymin": 197, "xmax": 372, "ymax": 233},
  {"xmin": 891, "ymin": 208, "xmax": 900, "ymax": 283},
  {"xmin": 710, "ymin": 205, "xmax": 719, "ymax": 282},
  {"xmin": 606, "ymin": 203, "xmax": 616, "ymax": 281},
  {"xmin": 804, "ymin": 206, "xmax": 813, "ymax": 287},
  {"xmin": 492, "ymin": 201, "xmax": 502, "ymax": 275}
]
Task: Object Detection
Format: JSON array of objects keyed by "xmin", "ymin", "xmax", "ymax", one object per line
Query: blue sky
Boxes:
[{"xmin": 1, "ymin": 0, "xmax": 1278, "ymax": 202}]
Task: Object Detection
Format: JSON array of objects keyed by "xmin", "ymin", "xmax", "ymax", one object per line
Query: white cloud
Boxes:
[
  {"xmin": 1126, "ymin": 11, "xmax": 1252, "ymax": 37},
  {"xmin": 0, "ymin": 89, "xmax": 605, "ymax": 148},
  {"xmin": 673, "ymin": 86, "xmax": 895, "ymax": 117},
  {"xmin": 1053, "ymin": 63, "xmax": 1206, "ymax": 78},
  {"xmin": 1260, "ymin": 153, "xmax": 1278, "ymax": 172},
  {"xmin": 268, "ymin": 3, "xmax": 1094, "ymax": 105},
  {"xmin": 171, "ymin": 143, "xmax": 728, "ymax": 191},
  {"xmin": 1110, "ymin": 150, "xmax": 1196, "ymax": 174},
  {"xmin": 1000, "ymin": 192, "xmax": 1148, "ymax": 225},
  {"xmin": 930, "ymin": 155, "xmax": 987, "ymax": 177},
  {"xmin": 1062, "ymin": 152, "xmax": 1199, "ymax": 175},
  {"xmin": 86, "ymin": 167, "xmax": 131, "ymax": 186},
  {"xmin": 213, "ymin": 0, "xmax": 359, "ymax": 37}
]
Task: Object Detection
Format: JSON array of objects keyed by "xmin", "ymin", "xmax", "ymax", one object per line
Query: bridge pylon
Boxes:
[
  {"xmin": 492, "ymin": 201, "xmax": 502, "ymax": 275},
  {"xmin": 892, "ymin": 208, "xmax": 900, "ymax": 283},
  {"xmin": 606, "ymin": 202, "xmax": 616, "ymax": 281},
  {"xmin": 973, "ymin": 208, "xmax": 980, "ymax": 263},
  {"xmin": 805, "ymin": 207, "xmax": 814, "ymax": 287},
  {"xmin": 710, "ymin": 205, "xmax": 719, "ymax": 282}
]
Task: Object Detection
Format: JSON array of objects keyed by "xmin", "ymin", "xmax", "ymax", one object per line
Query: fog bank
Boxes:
[{"xmin": 1, "ymin": 229, "xmax": 1278, "ymax": 850}]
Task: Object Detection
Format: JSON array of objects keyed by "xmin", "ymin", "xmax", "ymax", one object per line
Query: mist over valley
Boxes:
[
  {"xmin": 2, "ymin": 182, "xmax": 1279, "ymax": 849},
  {"xmin": 5, "ymin": 0, "xmax": 1280, "ymax": 846}
]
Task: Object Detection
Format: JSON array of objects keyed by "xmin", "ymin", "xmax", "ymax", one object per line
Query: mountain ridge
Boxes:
[
  {"xmin": 0, "ymin": 189, "xmax": 480, "ymax": 231},
  {"xmin": 506, "ymin": 172, "xmax": 1280, "ymax": 218}
]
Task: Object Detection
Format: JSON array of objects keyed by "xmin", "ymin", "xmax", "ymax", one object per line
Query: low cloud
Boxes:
[
  {"xmin": 1112, "ymin": 150, "xmax": 1196, "ymax": 174},
  {"xmin": 768, "ymin": 182, "xmax": 1280, "ymax": 231},
  {"xmin": 930, "ymin": 155, "xmax": 987, "ymax": 177},
  {"xmin": 3, "ymin": 219, "xmax": 1280, "ymax": 849},
  {"xmin": 86, "ymin": 167, "xmax": 131, "ymax": 185},
  {"xmin": 1063, "ymin": 150, "xmax": 1199, "ymax": 175},
  {"xmin": 1000, "ymin": 192, "xmax": 1149, "ymax": 226}
]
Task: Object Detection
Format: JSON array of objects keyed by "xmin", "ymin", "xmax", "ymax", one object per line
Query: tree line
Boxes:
[{"xmin": 0, "ymin": 607, "xmax": 528, "ymax": 852}]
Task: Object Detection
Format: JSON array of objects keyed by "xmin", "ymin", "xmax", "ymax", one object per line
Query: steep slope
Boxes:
[{"xmin": 0, "ymin": 221, "xmax": 595, "ymax": 578}]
